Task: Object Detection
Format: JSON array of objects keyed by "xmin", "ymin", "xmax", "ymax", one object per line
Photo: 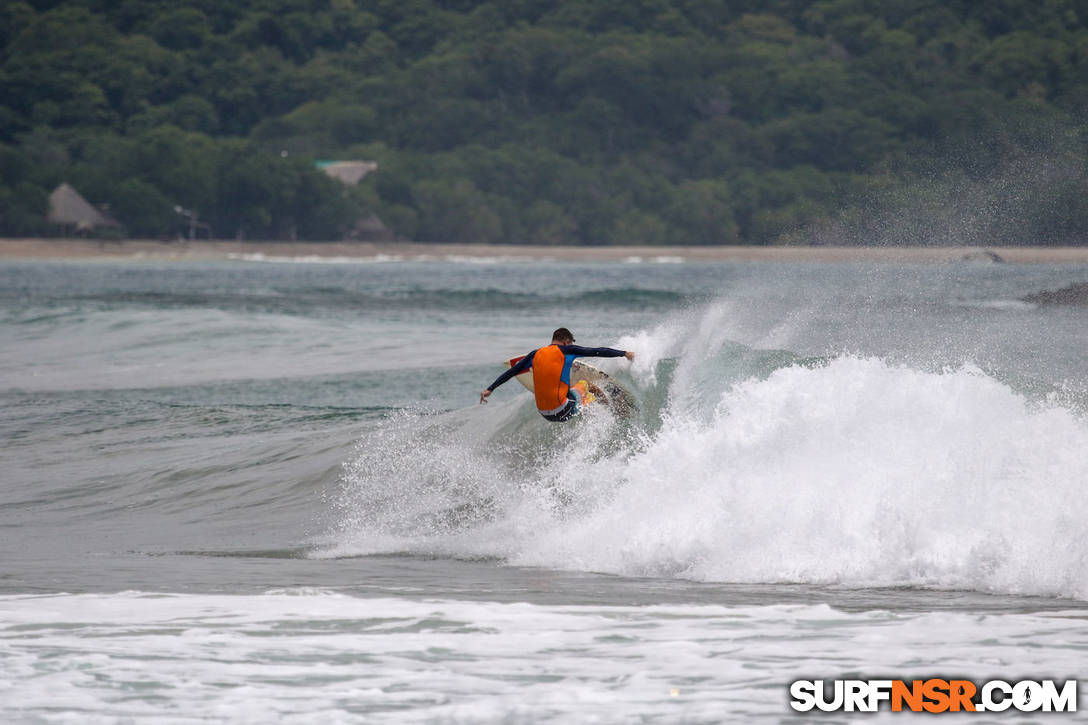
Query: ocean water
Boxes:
[{"xmin": 1, "ymin": 256, "xmax": 1087, "ymax": 722}]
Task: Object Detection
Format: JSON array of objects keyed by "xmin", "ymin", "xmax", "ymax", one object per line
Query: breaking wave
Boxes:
[{"xmin": 323, "ymin": 302, "xmax": 1088, "ymax": 601}]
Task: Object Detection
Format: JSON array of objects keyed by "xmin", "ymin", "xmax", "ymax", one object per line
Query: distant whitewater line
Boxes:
[{"xmin": 4, "ymin": 239, "xmax": 1088, "ymax": 264}]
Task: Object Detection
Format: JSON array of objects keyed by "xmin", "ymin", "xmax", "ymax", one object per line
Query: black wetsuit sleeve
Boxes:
[
  {"xmin": 487, "ymin": 350, "xmax": 535, "ymax": 391},
  {"xmin": 559, "ymin": 344, "xmax": 627, "ymax": 358}
]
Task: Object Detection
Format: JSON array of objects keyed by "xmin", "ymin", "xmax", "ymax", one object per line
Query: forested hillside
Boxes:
[{"xmin": 2, "ymin": 0, "xmax": 1087, "ymax": 244}]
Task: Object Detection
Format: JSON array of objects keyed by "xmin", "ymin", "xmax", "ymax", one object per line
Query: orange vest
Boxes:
[{"xmin": 533, "ymin": 344, "xmax": 569, "ymax": 411}]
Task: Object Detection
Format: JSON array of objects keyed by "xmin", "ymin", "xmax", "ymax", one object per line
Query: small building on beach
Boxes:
[
  {"xmin": 47, "ymin": 183, "xmax": 120, "ymax": 234},
  {"xmin": 315, "ymin": 160, "xmax": 378, "ymax": 185}
]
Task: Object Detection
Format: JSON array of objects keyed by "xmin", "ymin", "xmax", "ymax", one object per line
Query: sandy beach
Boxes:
[{"xmin": 2, "ymin": 238, "xmax": 1088, "ymax": 263}]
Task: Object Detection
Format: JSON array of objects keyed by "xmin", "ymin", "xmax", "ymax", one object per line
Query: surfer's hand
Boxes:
[
  {"xmin": 625, "ymin": 351, "xmax": 635, "ymax": 361},
  {"xmin": 479, "ymin": 389, "xmax": 491, "ymax": 404}
]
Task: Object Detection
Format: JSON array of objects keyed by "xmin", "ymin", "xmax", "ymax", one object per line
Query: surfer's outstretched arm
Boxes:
[
  {"xmin": 558, "ymin": 344, "xmax": 634, "ymax": 361},
  {"xmin": 480, "ymin": 350, "xmax": 535, "ymax": 404}
]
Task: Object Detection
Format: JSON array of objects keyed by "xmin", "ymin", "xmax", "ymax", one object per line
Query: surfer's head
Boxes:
[{"xmin": 551, "ymin": 327, "xmax": 575, "ymax": 344}]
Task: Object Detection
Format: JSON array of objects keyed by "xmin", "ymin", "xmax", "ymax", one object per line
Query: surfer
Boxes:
[{"xmin": 479, "ymin": 327, "xmax": 634, "ymax": 422}]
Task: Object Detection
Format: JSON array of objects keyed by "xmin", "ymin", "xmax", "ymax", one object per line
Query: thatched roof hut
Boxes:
[
  {"xmin": 47, "ymin": 183, "xmax": 120, "ymax": 232},
  {"xmin": 315, "ymin": 160, "xmax": 378, "ymax": 185}
]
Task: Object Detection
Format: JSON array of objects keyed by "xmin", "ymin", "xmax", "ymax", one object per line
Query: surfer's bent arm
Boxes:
[
  {"xmin": 558, "ymin": 344, "xmax": 629, "ymax": 359},
  {"xmin": 486, "ymin": 350, "xmax": 535, "ymax": 392}
]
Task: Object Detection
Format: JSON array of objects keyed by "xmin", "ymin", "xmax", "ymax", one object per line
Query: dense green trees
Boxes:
[{"xmin": 1, "ymin": 0, "xmax": 1086, "ymax": 244}]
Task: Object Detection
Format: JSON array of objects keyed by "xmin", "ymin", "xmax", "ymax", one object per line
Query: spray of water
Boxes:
[{"xmin": 323, "ymin": 301, "xmax": 1088, "ymax": 600}]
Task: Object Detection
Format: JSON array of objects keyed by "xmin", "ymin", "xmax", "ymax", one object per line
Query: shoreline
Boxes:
[{"xmin": 2, "ymin": 238, "xmax": 1088, "ymax": 264}]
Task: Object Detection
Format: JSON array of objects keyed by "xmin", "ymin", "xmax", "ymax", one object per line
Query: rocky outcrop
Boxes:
[{"xmin": 959, "ymin": 249, "xmax": 1005, "ymax": 263}]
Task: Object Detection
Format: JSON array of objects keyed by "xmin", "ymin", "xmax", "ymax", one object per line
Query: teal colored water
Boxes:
[{"xmin": 1, "ymin": 258, "xmax": 1087, "ymax": 722}]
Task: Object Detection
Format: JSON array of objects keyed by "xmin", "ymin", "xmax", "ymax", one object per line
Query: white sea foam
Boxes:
[
  {"xmin": 330, "ymin": 301, "xmax": 1088, "ymax": 601},
  {"xmin": 621, "ymin": 255, "xmax": 685, "ymax": 264},
  {"xmin": 512, "ymin": 356, "xmax": 1088, "ymax": 598},
  {"xmin": 1, "ymin": 591, "xmax": 1084, "ymax": 722},
  {"xmin": 960, "ymin": 298, "xmax": 1037, "ymax": 311},
  {"xmin": 224, "ymin": 251, "xmax": 555, "ymax": 265},
  {"xmin": 227, "ymin": 252, "xmax": 406, "ymax": 264}
]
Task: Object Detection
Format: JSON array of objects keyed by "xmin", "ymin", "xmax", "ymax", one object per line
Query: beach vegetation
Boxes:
[{"xmin": 1, "ymin": 0, "xmax": 1086, "ymax": 244}]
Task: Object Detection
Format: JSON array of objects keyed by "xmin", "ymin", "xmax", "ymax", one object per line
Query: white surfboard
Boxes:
[{"xmin": 503, "ymin": 354, "xmax": 638, "ymax": 416}]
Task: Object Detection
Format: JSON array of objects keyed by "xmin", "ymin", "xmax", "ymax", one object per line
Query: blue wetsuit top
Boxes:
[{"xmin": 486, "ymin": 345, "xmax": 627, "ymax": 392}]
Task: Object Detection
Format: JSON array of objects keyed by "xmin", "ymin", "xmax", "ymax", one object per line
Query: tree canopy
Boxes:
[{"xmin": 1, "ymin": 0, "xmax": 1086, "ymax": 244}]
